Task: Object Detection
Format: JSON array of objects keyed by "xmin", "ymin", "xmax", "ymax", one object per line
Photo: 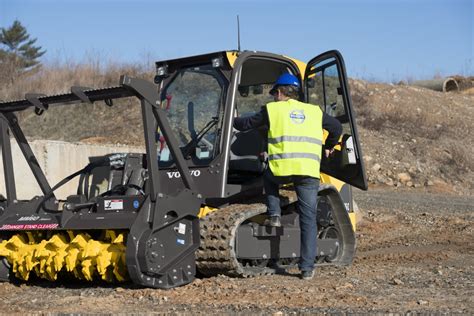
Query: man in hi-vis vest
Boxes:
[{"xmin": 233, "ymin": 73, "xmax": 342, "ymax": 280}]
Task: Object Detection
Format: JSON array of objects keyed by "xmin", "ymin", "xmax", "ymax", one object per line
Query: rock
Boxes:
[
  {"xmin": 433, "ymin": 178, "xmax": 447, "ymax": 185},
  {"xmin": 371, "ymin": 163, "xmax": 381, "ymax": 172},
  {"xmin": 426, "ymin": 180, "xmax": 434, "ymax": 186},
  {"xmin": 376, "ymin": 175, "xmax": 386, "ymax": 183},
  {"xmin": 335, "ymin": 283, "xmax": 354, "ymax": 290},
  {"xmin": 397, "ymin": 173, "xmax": 411, "ymax": 183},
  {"xmin": 417, "ymin": 300, "xmax": 428, "ymax": 305},
  {"xmin": 390, "ymin": 89, "xmax": 397, "ymax": 94},
  {"xmin": 406, "ymin": 181, "xmax": 413, "ymax": 187},
  {"xmin": 391, "ymin": 278, "xmax": 404, "ymax": 285},
  {"xmin": 385, "ymin": 178, "xmax": 394, "ymax": 186},
  {"xmin": 364, "ymin": 155, "xmax": 373, "ymax": 162},
  {"xmin": 273, "ymin": 312, "xmax": 284, "ymax": 316},
  {"xmin": 414, "ymin": 183, "xmax": 421, "ymax": 188}
]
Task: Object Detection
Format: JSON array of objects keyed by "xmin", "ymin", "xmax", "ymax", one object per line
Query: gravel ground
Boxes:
[{"xmin": 0, "ymin": 188, "xmax": 472, "ymax": 314}]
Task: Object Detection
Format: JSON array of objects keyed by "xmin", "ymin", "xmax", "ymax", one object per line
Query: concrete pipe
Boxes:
[{"xmin": 410, "ymin": 77, "xmax": 460, "ymax": 92}]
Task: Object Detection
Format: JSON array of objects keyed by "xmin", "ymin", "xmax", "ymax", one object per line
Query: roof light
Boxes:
[
  {"xmin": 154, "ymin": 64, "xmax": 169, "ymax": 84},
  {"xmin": 212, "ymin": 57, "xmax": 223, "ymax": 68},
  {"xmin": 156, "ymin": 64, "xmax": 168, "ymax": 77}
]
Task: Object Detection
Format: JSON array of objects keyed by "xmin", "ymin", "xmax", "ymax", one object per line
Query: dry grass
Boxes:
[
  {"xmin": 0, "ymin": 59, "xmax": 154, "ymax": 146},
  {"xmin": 444, "ymin": 144, "xmax": 474, "ymax": 173},
  {"xmin": 0, "ymin": 59, "xmax": 152, "ymax": 101},
  {"xmin": 350, "ymin": 80, "xmax": 473, "ymax": 140}
]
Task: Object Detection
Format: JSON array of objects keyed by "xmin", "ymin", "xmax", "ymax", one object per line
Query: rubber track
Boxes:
[{"xmin": 196, "ymin": 191, "xmax": 297, "ymax": 277}]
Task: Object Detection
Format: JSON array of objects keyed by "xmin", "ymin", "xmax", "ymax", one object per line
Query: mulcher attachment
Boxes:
[
  {"xmin": 0, "ymin": 230, "xmax": 127, "ymax": 282},
  {"xmin": 0, "ymin": 76, "xmax": 205, "ymax": 289}
]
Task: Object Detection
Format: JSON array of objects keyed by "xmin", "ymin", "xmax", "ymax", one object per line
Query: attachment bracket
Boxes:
[
  {"xmin": 71, "ymin": 86, "xmax": 93, "ymax": 104},
  {"xmin": 25, "ymin": 93, "xmax": 47, "ymax": 115}
]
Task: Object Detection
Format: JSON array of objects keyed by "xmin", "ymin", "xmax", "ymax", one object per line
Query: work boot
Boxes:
[
  {"xmin": 300, "ymin": 270, "xmax": 315, "ymax": 280},
  {"xmin": 263, "ymin": 216, "xmax": 281, "ymax": 227}
]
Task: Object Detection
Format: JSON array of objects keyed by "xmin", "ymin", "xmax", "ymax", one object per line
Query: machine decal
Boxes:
[
  {"xmin": 177, "ymin": 239, "xmax": 185, "ymax": 245},
  {"xmin": 18, "ymin": 215, "xmax": 40, "ymax": 221},
  {"xmin": 104, "ymin": 199, "xmax": 124, "ymax": 210},
  {"xmin": 167, "ymin": 169, "xmax": 201, "ymax": 179},
  {"xmin": 133, "ymin": 200, "xmax": 140, "ymax": 209},
  {"xmin": 0, "ymin": 223, "xmax": 59, "ymax": 230},
  {"xmin": 177, "ymin": 223, "xmax": 186, "ymax": 235}
]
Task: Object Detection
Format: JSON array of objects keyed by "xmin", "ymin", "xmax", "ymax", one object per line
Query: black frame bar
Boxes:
[
  {"xmin": 3, "ymin": 112, "xmax": 53, "ymax": 196},
  {"xmin": 0, "ymin": 114, "xmax": 16, "ymax": 204}
]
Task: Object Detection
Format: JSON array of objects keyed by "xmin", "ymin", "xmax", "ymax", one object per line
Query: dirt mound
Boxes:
[{"xmin": 350, "ymin": 79, "xmax": 473, "ymax": 195}]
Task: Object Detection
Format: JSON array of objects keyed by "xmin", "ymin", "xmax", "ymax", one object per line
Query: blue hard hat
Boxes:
[{"xmin": 270, "ymin": 73, "xmax": 300, "ymax": 95}]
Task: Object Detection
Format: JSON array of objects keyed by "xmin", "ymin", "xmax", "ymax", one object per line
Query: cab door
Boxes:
[{"xmin": 304, "ymin": 50, "xmax": 368, "ymax": 190}]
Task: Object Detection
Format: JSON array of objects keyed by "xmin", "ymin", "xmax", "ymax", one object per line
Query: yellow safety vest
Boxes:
[{"xmin": 266, "ymin": 99, "xmax": 323, "ymax": 178}]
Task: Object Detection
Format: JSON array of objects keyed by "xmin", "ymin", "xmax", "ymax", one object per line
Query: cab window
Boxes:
[
  {"xmin": 158, "ymin": 64, "xmax": 225, "ymax": 166},
  {"xmin": 307, "ymin": 59, "xmax": 350, "ymax": 135}
]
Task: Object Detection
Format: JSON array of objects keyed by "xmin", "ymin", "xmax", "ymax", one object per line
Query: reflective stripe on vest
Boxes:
[
  {"xmin": 266, "ymin": 99, "xmax": 323, "ymax": 178},
  {"xmin": 268, "ymin": 136, "xmax": 323, "ymax": 146}
]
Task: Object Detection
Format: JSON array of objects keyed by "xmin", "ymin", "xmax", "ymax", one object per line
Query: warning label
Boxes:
[
  {"xmin": 104, "ymin": 199, "xmax": 124, "ymax": 210},
  {"xmin": 0, "ymin": 223, "xmax": 59, "ymax": 230}
]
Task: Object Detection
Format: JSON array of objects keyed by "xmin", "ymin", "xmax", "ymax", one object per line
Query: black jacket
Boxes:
[{"xmin": 233, "ymin": 104, "xmax": 342, "ymax": 149}]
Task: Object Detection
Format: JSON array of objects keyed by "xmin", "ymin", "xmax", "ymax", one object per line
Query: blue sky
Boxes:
[{"xmin": 1, "ymin": 0, "xmax": 472, "ymax": 82}]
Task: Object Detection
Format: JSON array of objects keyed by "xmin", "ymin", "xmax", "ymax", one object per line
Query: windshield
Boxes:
[{"xmin": 157, "ymin": 64, "xmax": 225, "ymax": 167}]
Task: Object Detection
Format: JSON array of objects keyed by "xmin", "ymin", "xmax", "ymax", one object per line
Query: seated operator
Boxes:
[{"xmin": 233, "ymin": 73, "xmax": 342, "ymax": 280}]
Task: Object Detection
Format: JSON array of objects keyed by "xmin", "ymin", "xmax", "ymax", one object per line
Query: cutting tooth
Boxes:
[
  {"xmin": 66, "ymin": 233, "xmax": 89, "ymax": 276},
  {"xmin": 113, "ymin": 252, "xmax": 128, "ymax": 282}
]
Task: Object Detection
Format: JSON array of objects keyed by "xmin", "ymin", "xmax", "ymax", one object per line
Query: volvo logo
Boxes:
[
  {"xmin": 167, "ymin": 169, "xmax": 201, "ymax": 179},
  {"xmin": 290, "ymin": 110, "xmax": 305, "ymax": 124}
]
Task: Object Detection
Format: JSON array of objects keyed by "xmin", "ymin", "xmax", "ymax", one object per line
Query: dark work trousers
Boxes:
[{"xmin": 263, "ymin": 168, "xmax": 320, "ymax": 272}]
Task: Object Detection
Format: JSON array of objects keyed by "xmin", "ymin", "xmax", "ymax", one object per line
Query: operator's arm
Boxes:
[
  {"xmin": 233, "ymin": 107, "xmax": 269, "ymax": 131},
  {"xmin": 322, "ymin": 112, "xmax": 342, "ymax": 149}
]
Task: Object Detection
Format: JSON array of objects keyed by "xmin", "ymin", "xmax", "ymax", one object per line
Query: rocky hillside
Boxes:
[{"xmin": 351, "ymin": 79, "xmax": 473, "ymax": 195}]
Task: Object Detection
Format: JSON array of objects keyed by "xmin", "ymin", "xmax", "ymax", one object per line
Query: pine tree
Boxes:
[{"xmin": 0, "ymin": 20, "xmax": 46, "ymax": 82}]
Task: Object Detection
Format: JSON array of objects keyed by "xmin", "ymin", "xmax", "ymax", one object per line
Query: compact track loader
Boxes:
[{"xmin": 0, "ymin": 50, "xmax": 367, "ymax": 289}]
